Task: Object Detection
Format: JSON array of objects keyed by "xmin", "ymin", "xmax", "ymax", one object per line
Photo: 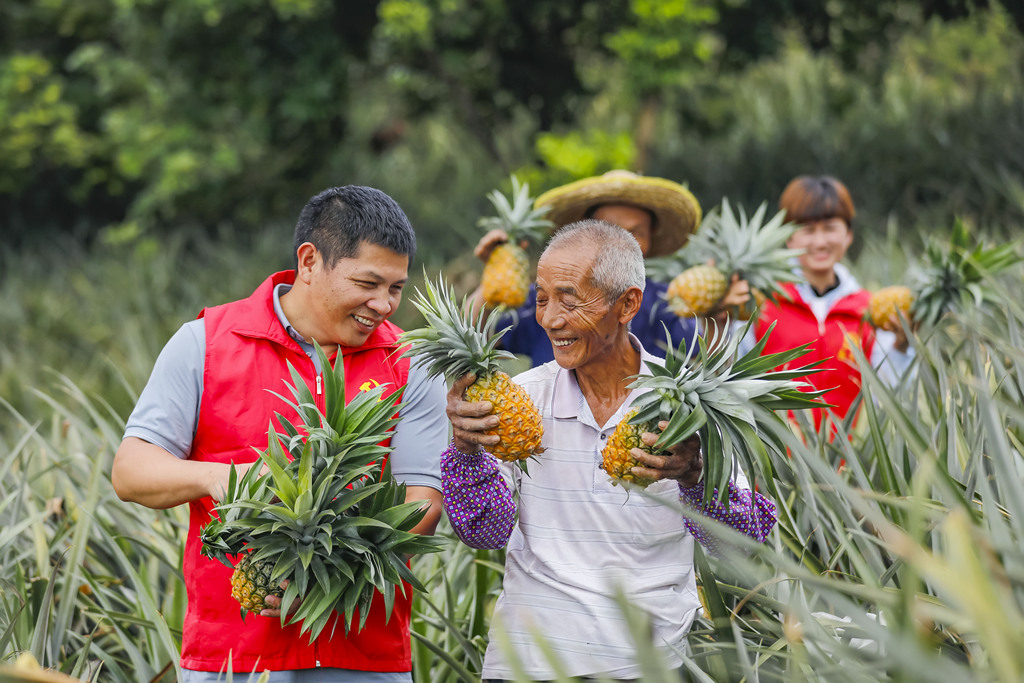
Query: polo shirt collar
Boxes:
[
  {"xmin": 272, "ymin": 283, "xmax": 311, "ymax": 347},
  {"xmin": 550, "ymin": 334, "xmax": 659, "ymax": 419}
]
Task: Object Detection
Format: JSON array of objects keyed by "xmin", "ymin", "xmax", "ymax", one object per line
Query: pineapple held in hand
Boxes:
[
  {"xmin": 201, "ymin": 344, "xmax": 444, "ymax": 641},
  {"xmin": 867, "ymin": 285, "xmax": 914, "ymax": 328},
  {"xmin": 230, "ymin": 553, "xmax": 283, "ymax": 614},
  {"xmin": 601, "ymin": 322, "xmax": 827, "ymax": 497},
  {"xmin": 478, "ymin": 176, "xmax": 553, "ymax": 309},
  {"xmin": 401, "ymin": 276, "xmax": 544, "ymax": 463},
  {"xmin": 602, "ymin": 408, "xmax": 660, "ymax": 487},
  {"xmin": 666, "ymin": 200, "xmax": 801, "ymax": 319}
]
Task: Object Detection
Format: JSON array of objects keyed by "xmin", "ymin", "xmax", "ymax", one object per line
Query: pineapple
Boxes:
[
  {"xmin": 230, "ymin": 553, "xmax": 282, "ymax": 614},
  {"xmin": 867, "ymin": 285, "xmax": 914, "ymax": 328},
  {"xmin": 908, "ymin": 218, "xmax": 1021, "ymax": 327},
  {"xmin": 400, "ymin": 276, "xmax": 544, "ymax": 463},
  {"xmin": 478, "ymin": 176, "xmax": 553, "ymax": 309},
  {"xmin": 201, "ymin": 343, "xmax": 444, "ymax": 641},
  {"xmin": 600, "ymin": 321, "xmax": 827, "ymax": 499},
  {"xmin": 664, "ymin": 199, "xmax": 802, "ymax": 319},
  {"xmin": 666, "ymin": 264, "xmax": 728, "ymax": 317},
  {"xmin": 4, "ymin": 652, "xmax": 82, "ymax": 682},
  {"xmin": 602, "ymin": 408, "xmax": 658, "ymax": 487}
]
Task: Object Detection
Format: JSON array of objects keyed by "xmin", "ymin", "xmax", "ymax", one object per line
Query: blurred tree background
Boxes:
[
  {"xmin": 3, "ymin": 0, "xmax": 1022, "ymax": 249},
  {"xmin": 2, "ymin": 0, "xmax": 1023, "ymax": 417}
]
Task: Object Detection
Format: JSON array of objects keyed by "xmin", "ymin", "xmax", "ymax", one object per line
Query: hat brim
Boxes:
[{"xmin": 534, "ymin": 175, "xmax": 701, "ymax": 257}]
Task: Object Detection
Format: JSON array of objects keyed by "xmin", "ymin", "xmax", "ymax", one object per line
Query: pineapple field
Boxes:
[
  {"xmin": 2, "ymin": 214, "xmax": 1023, "ymax": 682},
  {"xmin": 2, "ymin": 3, "xmax": 1023, "ymax": 680}
]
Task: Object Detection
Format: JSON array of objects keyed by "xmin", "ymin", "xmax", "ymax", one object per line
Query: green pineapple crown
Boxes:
[
  {"xmin": 399, "ymin": 274, "xmax": 516, "ymax": 382},
  {"xmin": 200, "ymin": 342, "xmax": 444, "ymax": 641},
  {"xmin": 910, "ymin": 217, "xmax": 1022, "ymax": 326},
  {"xmin": 627, "ymin": 320, "xmax": 829, "ymax": 503},
  {"xmin": 693, "ymin": 199, "xmax": 803, "ymax": 294},
  {"xmin": 645, "ymin": 199, "xmax": 802, "ymax": 292},
  {"xmin": 477, "ymin": 175, "xmax": 554, "ymax": 243}
]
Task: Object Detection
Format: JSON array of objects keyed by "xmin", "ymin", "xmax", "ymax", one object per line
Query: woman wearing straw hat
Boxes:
[{"xmin": 472, "ymin": 170, "xmax": 749, "ymax": 364}]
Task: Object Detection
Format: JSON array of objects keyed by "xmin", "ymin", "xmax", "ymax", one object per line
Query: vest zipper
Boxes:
[{"xmin": 316, "ymin": 375, "xmax": 322, "ymax": 396}]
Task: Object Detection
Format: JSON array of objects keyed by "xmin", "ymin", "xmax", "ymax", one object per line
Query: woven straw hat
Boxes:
[{"xmin": 534, "ymin": 170, "xmax": 701, "ymax": 257}]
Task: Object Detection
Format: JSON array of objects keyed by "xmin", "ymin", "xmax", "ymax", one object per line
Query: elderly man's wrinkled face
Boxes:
[
  {"xmin": 591, "ymin": 204, "xmax": 653, "ymax": 257},
  {"xmin": 535, "ymin": 243, "xmax": 623, "ymax": 371}
]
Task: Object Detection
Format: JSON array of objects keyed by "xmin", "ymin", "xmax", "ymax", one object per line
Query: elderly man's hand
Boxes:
[
  {"xmin": 447, "ymin": 373, "xmax": 501, "ymax": 454},
  {"xmin": 630, "ymin": 421, "xmax": 703, "ymax": 488}
]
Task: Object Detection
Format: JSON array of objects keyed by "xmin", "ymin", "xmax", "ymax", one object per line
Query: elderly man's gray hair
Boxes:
[{"xmin": 545, "ymin": 219, "xmax": 646, "ymax": 303}]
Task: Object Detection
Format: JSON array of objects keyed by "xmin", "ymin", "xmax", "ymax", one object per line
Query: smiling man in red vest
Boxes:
[{"xmin": 112, "ymin": 186, "xmax": 446, "ymax": 682}]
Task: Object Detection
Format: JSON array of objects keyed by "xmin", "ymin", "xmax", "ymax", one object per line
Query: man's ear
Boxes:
[
  {"xmin": 618, "ymin": 286, "xmax": 644, "ymax": 324},
  {"xmin": 295, "ymin": 242, "xmax": 321, "ymax": 283}
]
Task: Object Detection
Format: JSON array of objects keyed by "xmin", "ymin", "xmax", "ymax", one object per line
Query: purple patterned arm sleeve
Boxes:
[
  {"xmin": 678, "ymin": 480, "xmax": 777, "ymax": 554},
  {"xmin": 441, "ymin": 442, "xmax": 517, "ymax": 549}
]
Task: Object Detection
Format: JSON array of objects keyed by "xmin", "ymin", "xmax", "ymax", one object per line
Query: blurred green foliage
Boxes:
[{"xmin": 2, "ymin": 0, "xmax": 1021, "ymax": 261}]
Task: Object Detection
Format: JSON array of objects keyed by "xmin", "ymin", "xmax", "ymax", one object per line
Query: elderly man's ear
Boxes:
[{"xmin": 618, "ymin": 287, "xmax": 644, "ymax": 323}]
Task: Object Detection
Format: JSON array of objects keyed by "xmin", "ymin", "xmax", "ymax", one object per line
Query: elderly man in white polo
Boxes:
[{"xmin": 443, "ymin": 219, "xmax": 777, "ymax": 681}]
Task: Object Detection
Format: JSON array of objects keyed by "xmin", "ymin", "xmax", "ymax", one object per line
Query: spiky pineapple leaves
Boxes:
[
  {"xmin": 401, "ymin": 274, "xmax": 545, "ymax": 473},
  {"xmin": 910, "ymin": 217, "xmax": 1022, "ymax": 327},
  {"xmin": 477, "ymin": 175, "xmax": 553, "ymax": 244},
  {"xmin": 625, "ymin": 320, "xmax": 829, "ymax": 505},
  {"xmin": 200, "ymin": 341, "xmax": 445, "ymax": 642},
  {"xmin": 400, "ymin": 274, "xmax": 516, "ymax": 383}
]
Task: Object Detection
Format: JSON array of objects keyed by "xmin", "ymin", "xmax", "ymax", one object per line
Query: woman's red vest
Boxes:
[
  {"xmin": 754, "ymin": 282, "xmax": 875, "ymax": 429},
  {"xmin": 179, "ymin": 271, "xmax": 412, "ymax": 673}
]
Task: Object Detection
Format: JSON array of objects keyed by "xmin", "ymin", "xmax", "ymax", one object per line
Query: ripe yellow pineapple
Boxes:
[
  {"xmin": 478, "ymin": 176, "xmax": 553, "ymax": 309},
  {"xmin": 601, "ymin": 409, "xmax": 659, "ymax": 487},
  {"xmin": 201, "ymin": 343, "xmax": 444, "ymax": 639},
  {"xmin": 401, "ymin": 276, "xmax": 544, "ymax": 463},
  {"xmin": 867, "ymin": 285, "xmax": 914, "ymax": 328},
  {"xmin": 601, "ymin": 323, "xmax": 826, "ymax": 495},
  {"xmin": 3, "ymin": 652, "xmax": 82, "ymax": 681},
  {"xmin": 230, "ymin": 553, "xmax": 283, "ymax": 614},
  {"xmin": 665, "ymin": 199, "xmax": 801, "ymax": 318},
  {"xmin": 666, "ymin": 264, "xmax": 728, "ymax": 317}
]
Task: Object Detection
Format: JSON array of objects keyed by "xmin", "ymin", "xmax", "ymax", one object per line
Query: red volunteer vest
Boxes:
[
  {"xmin": 180, "ymin": 271, "xmax": 412, "ymax": 673},
  {"xmin": 754, "ymin": 282, "xmax": 875, "ymax": 430}
]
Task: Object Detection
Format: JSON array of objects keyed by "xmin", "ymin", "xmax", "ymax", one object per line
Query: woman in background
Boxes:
[{"xmin": 745, "ymin": 175, "xmax": 914, "ymax": 430}]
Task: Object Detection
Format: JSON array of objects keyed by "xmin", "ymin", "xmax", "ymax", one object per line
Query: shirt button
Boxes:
[{"xmin": 600, "ymin": 434, "xmax": 607, "ymax": 440}]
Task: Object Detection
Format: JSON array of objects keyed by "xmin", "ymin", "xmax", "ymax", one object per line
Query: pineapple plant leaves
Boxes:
[
  {"xmin": 400, "ymin": 274, "xmax": 545, "ymax": 466},
  {"xmin": 477, "ymin": 175, "xmax": 554, "ymax": 310},
  {"xmin": 200, "ymin": 342, "xmax": 445, "ymax": 643},
  {"xmin": 908, "ymin": 217, "xmax": 1022, "ymax": 327},
  {"xmin": 663, "ymin": 199, "xmax": 802, "ymax": 319},
  {"xmin": 868, "ymin": 217, "xmax": 1022, "ymax": 330},
  {"xmin": 601, "ymin": 320, "xmax": 830, "ymax": 505}
]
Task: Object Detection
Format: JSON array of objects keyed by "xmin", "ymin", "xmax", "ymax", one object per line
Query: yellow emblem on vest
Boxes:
[
  {"xmin": 359, "ymin": 378, "xmax": 381, "ymax": 393},
  {"xmin": 836, "ymin": 331, "xmax": 860, "ymax": 365}
]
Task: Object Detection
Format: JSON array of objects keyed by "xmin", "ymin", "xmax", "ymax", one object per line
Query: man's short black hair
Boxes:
[{"xmin": 293, "ymin": 186, "xmax": 416, "ymax": 269}]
